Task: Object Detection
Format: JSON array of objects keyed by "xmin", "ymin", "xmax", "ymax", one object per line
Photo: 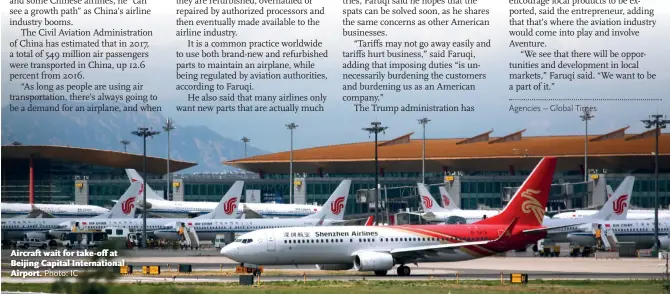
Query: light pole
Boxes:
[
  {"xmin": 163, "ymin": 118, "xmax": 175, "ymax": 201},
  {"xmin": 120, "ymin": 140, "xmax": 130, "ymax": 153},
  {"xmin": 286, "ymin": 123, "xmax": 298, "ymax": 204},
  {"xmin": 642, "ymin": 114, "xmax": 668, "ymax": 250},
  {"xmin": 241, "ymin": 137, "xmax": 250, "ymax": 158},
  {"xmin": 580, "ymin": 108, "xmax": 594, "ymax": 182},
  {"xmin": 418, "ymin": 118, "xmax": 430, "ymax": 184},
  {"xmin": 363, "ymin": 122, "xmax": 387, "ymax": 225},
  {"xmin": 132, "ymin": 127, "xmax": 160, "ymax": 248}
]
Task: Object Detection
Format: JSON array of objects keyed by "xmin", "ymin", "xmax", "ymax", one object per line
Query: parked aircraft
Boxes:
[
  {"xmin": 220, "ymin": 157, "xmax": 568, "ymax": 276},
  {"xmin": 538, "ymin": 176, "xmax": 635, "ymax": 243},
  {"xmin": 415, "ymin": 184, "xmax": 503, "ymax": 223},
  {"xmin": 125, "ymin": 169, "xmax": 320, "ymax": 218},
  {"xmin": 152, "ymin": 180, "xmax": 355, "ymax": 241},
  {"xmin": 1, "ymin": 182, "xmax": 143, "ymax": 241},
  {"xmin": 1, "ymin": 203, "xmax": 109, "ymax": 218}
]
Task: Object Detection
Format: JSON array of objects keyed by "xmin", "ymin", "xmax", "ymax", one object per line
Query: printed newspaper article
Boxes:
[{"xmin": 1, "ymin": 0, "xmax": 668, "ymax": 292}]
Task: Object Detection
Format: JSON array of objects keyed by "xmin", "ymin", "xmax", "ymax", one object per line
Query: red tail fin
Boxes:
[{"xmin": 475, "ymin": 157, "xmax": 556, "ymax": 227}]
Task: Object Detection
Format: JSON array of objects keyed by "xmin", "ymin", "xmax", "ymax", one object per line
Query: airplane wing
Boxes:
[
  {"xmin": 331, "ymin": 218, "xmax": 373, "ymax": 226},
  {"xmin": 26, "ymin": 208, "xmax": 55, "ymax": 218},
  {"xmin": 388, "ymin": 218, "xmax": 518, "ymax": 258},
  {"xmin": 523, "ymin": 222, "xmax": 588, "ymax": 234},
  {"xmin": 241, "ymin": 208, "xmax": 265, "ymax": 219}
]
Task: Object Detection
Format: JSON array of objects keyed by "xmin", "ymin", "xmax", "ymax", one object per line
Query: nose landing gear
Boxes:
[{"xmin": 396, "ymin": 265, "xmax": 411, "ymax": 276}]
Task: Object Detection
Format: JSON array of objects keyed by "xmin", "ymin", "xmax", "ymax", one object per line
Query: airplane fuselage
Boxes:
[
  {"xmin": 221, "ymin": 224, "xmax": 546, "ymax": 265},
  {"xmin": 567, "ymin": 220, "xmax": 670, "ymax": 250},
  {"xmin": 146, "ymin": 199, "xmax": 320, "ymax": 218},
  {"xmin": 1, "ymin": 203, "xmax": 109, "ymax": 218}
]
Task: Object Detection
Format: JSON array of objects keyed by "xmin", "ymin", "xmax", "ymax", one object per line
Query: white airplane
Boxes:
[
  {"xmin": 125, "ymin": 169, "xmax": 321, "ymax": 218},
  {"xmin": 552, "ymin": 181, "xmax": 670, "ymax": 220},
  {"xmin": 1, "ymin": 182, "xmax": 144, "ymax": 241},
  {"xmin": 567, "ymin": 219, "xmax": 670, "ymax": 250},
  {"xmin": 220, "ymin": 157, "xmax": 568, "ymax": 276},
  {"xmin": 538, "ymin": 176, "xmax": 635, "ymax": 243},
  {"xmin": 1, "ymin": 203, "xmax": 110, "ymax": 218},
  {"xmin": 415, "ymin": 184, "xmax": 507, "ymax": 223},
  {"xmin": 153, "ymin": 180, "xmax": 355, "ymax": 241},
  {"xmin": 50, "ymin": 181, "xmax": 245, "ymax": 239}
]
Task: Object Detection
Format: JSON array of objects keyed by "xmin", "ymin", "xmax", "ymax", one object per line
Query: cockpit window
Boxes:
[
  {"xmin": 242, "ymin": 239, "xmax": 253, "ymax": 244},
  {"xmin": 234, "ymin": 239, "xmax": 242, "ymax": 242}
]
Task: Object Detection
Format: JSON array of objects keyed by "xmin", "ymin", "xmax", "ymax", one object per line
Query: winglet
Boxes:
[
  {"xmin": 364, "ymin": 215, "xmax": 374, "ymax": 226},
  {"xmin": 495, "ymin": 217, "xmax": 518, "ymax": 241},
  {"xmin": 316, "ymin": 215, "xmax": 327, "ymax": 226}
]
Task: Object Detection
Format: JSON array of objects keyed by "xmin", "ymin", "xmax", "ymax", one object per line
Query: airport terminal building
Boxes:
[{"xmin": 2, "ymin": 127, "xmax": 669, "ymax": 215}]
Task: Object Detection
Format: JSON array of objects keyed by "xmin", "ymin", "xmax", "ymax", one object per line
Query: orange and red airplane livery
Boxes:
[{"xmin": 222, "ymin": 157, "xmax": 567, "ymax": 276}]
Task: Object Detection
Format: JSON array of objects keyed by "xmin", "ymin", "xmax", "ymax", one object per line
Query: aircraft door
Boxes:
[{"xmin": 266, "ymin": 231, "xmax": 276, "ymax": 251}]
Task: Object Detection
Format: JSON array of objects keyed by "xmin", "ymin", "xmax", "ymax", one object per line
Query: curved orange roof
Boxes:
[
  {"xmin": 227, "ymin": 133, "xmax": 670, "ymax": 164},
  {"xmin": 2, "ymin": 145, "xmax": 196, "ymax": 174}
]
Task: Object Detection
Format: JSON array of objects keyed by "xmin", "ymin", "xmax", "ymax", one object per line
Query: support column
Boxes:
[
  {"xmin": 172, "ymin": 179, "xmax": 184, "ymax": 201},
  {"xmin": 588, "ymin": 174, "xmax": 607, "ymax": 208},
  {"xmin": 29, "ymin": 157, "xmax": 34, "ymax": 205},
  {"xmin": 74, "ymin": 179, "xmax": 89, "ymax": 205},
  {"xmin": 445, "ymin": 176, "xmax": 462, "ymax": 208},
  {"xmin": 293, "ymin": 177, "xmax": 306, "ymax": 204}
]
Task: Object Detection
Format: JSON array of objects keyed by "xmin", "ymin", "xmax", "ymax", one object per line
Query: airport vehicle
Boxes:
[
  {"xmin": 0, "ymin": 182, "xmax": 143, "ymax": 241},
  {"xmin": 416, "ymin": 184, "xmax": 504, "ymax": 223},
  {"xmin": 1, "ymin": 203, "xmax": 110, "ymax": 218},
  {"xmin": 567, "ymin": 219, "xmax": 670, "ymax": 250},
  {"xmin": 126, "ymin": 169, "xmax": 320, "ymax": 218},
  {"xmin": 153, "ymin": 180, "xmax": 355, "ymax": 241},
  {"xmin": 220, "ymin": 157, "xmax": 571, "ymax": 276},
  {"xmin": 16, "ymin": 238, "xmax": 51, "ymax": 249}
]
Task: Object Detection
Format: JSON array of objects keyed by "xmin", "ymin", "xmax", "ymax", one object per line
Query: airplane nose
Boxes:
[{"xmin": 220, "ymin": 244, "xmax": 238, "ymax": 259}]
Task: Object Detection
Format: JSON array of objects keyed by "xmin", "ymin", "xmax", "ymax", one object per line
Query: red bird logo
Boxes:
[
  {"xmin": 422, "ymin": 196, "xmax": 433, "ymax": 209},
  {"xmin": 613, "ymin": 194, "xmax": 629, "ymax": 215},
  {"xmin": 224, "ymin": 197, "xmax": 238, "ymax": 215},
  {"xmin": 442, "ymin": 194, "xmax": 450, "ymax": 207},
  {"xmin": 121, "ymin": 196, "xmax": 136, "ymax": 215},
  {"xmin": 330, "ymin": 197, "xmax": 345, "ymax": 215}
]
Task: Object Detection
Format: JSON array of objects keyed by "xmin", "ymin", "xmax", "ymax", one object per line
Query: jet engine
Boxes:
[
  {"xmin": 315, "ymin": 264, "xmax": 354, "ymax": 271},
  {"xmin": 23, "ymin": 232, "xmax": 47, "ymax": 241},
  {"xmin": 660, "ymin": 236, "xmax": 670, "ymax": 249},
  {"xmin": 446, "ymin": 216, "xmax": 467, "ymax": 224},
  {"xmin": 353, "ymin": 252, "xmax": 394, "ymax": 272}
]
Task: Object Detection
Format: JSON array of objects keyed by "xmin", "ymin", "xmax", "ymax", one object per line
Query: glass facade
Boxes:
[
  {"xmin": 3, "ymin": 157, "xmax": 669, "ymax": 215},
  {"xmin": 1, "ymin": 158, "xmax": 162, "ymax": 205}
]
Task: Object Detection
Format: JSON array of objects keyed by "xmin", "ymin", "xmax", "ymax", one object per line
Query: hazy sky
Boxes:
[{"xmin": 2, "ymin": 1, "xmax": 668, "ymax": 152}]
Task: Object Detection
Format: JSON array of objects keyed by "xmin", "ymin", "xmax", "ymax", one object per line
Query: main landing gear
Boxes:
[{"xmin": 396, "ymin": 265, "xmax": 411, "ymax": 276}]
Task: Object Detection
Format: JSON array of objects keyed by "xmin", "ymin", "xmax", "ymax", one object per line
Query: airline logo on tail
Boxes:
[
  {"xmin": 613, "ymin": 194, "xmax": 629, "ymax": 215},
  {"xmin": 121, "ymin": 197, "xmax": 136, "ymax": 215},
  {"xmin": 330, "ymin": 197, "xmax": 345, "ymax": 215},
  {"xmin": 422, "ymin": 196, "xmax": 433, "ymax": 209},
  {"xmin": 441, "ymin": 194, "xmax": 450, "ymax": 207},
  {"xmin": 223, "ymin": 197, "xmax": 238, "ymax": 215},
  {"xmin": 520, "ymin": 189, "xmax": 544, "ymax": 224}
]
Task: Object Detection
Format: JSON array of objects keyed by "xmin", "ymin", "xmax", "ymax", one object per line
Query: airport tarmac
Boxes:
[{"xmin": 3, "ymin": 252, "xmax": 668, "ymax": 283}]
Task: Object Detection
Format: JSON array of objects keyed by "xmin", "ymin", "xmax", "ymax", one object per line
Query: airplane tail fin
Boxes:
[
  {"xmin": 417, "ymin": 183, "xmax": 448, "ymax": 213},
  {"xmin": 303, "ymin": 180, "xmax": 352, "ymax": 221},
  {"xmin": 101, "ymin": 182, "xmax": 143, "ymax": 219},
  {"xmin": 438, "ymin": 186, "xmax": 460, "ymax": 210},
  {"xmin": 591, "ymin": 176, "xmax": 634, "ymax": 221},
  {"xmin": 474, "ymin": 157, "xmax": 557, "ymax": 227},
  {"xmin": 196, "ymin": 181, "xmax": 244, "ymax": 219},
  {"xmin": 126, "ymin": 169, "xmax": 164, "ymax": 200}
]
